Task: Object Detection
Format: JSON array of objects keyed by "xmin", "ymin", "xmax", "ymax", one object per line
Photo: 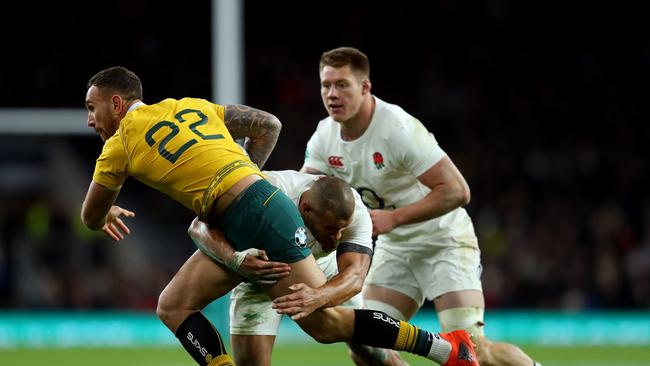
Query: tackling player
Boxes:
[{"xmin": 80, "ymin": 66, "xmax": 479, "ymax": 366}]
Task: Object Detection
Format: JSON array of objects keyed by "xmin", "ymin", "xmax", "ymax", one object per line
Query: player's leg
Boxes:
[
  {"xmin": 231, "ymin": 335, "xmax": 275, "ymax": 366},
  {"xmin": 360, "ymin": 245, "xmax": 480, "ymax": 366},
  {"xmin": 229, "ymin": 282, "xmax": 283, "ymax": 366},
  {"xmin": 261, "ymin": 261, "xmax": 475, "ymax": 365},
  {"xmin": 436, "ymin": 292, "xmax": 537, "ymax": 366},
  {"xmin": 341, "ymin": 291, "xmax": 411, "ymax": 366},
  {"xmin": 348, "ymin": 343, "xmax": 410, "ymax": 366},
  {"xmin": 430, "ymin": 242, "xmax": 539, "ymax": 366},
  {"xmin": 157, "ymin": 250, "xmax": 242, "ymax": 366}
]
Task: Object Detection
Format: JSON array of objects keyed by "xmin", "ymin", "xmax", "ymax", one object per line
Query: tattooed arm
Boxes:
[{"xmin": 224, "ymin": 104, "xmax": 281, "ymax": 169}]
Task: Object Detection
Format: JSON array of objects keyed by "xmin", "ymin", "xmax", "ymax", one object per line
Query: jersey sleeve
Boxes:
[
  {"xmin": 211, "ymin": 103, "xmax": 225, "ymax": 122},
  {"xmin": 92, "ymin": 133, "xmax": 128, "ymax": 190},
  {"xmin": 303, "ymin": 126, "xmax": 332, "ymax": 174},
  {"xmin": 392, "ymin": 119, "xmax": 446, "ymax": 177}
]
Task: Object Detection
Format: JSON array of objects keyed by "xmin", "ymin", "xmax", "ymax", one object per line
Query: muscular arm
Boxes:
[
  {"xmin": 224, "ymin": 104, "xmax": 281, "ymax": 169},
  {"xmin": 272, "ymin": 244, "xmax": 372, "ymax": 319},
  {"xmin": 81, "ymin": 181, "xmax": 119, "ymax": 230},
  {"xmin": 187, "ymin": 218, "xmax": 291, "ymax": 282},
  {"xmin": 370, "ymin": 156, "xmax": 471, "ymax": 235},
  {"xmin": 316, "ymin": 248, "xmax": 371, "ymax": 307},
  {"xmin": 81, "ymin": 181, "xmax": 135, "ymax": 241},
  {"xmin": 187, "ymin": 217, "xmax": 236, "ymax": 264}
]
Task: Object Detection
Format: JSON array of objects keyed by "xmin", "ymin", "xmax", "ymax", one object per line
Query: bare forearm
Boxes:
[
  {"xmin": 393, "ymin": 184, "xmax": 467, "ymax": 226},
  {"xmin": 187, "ymin": 219, "xmax": 236, "ymax": 262},
  {"xmin": 224, "ymin": 104, "xmax": 281, "ymax": 168},
  {"xmin": 81, "ymin": 181, "xmax": 119, "ymax": 230},
  {"xmin": 318, "ymin": 266, "xmax": 365, "ymax": 308},
  {"xmin": 81, "ymin": 205, "xmax": 107, "ymax": 230}
]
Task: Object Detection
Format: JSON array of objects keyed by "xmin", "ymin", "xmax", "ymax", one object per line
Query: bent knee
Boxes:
[
  {"xmin": 156, "ymin": 291, "xmax": 186, "ymax": 332},
  {"xmin": 156, "ymin": 298, "xmax": 173, "ymax": 325},
  {"xmin": 309, "ymin": 329, "xmax": 339, "ymax": 344}
]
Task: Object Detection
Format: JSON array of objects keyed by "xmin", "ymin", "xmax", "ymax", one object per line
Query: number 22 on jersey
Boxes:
[{"xmin": 145, "ymin": 108, "xmax": 224, "ymax": 163}]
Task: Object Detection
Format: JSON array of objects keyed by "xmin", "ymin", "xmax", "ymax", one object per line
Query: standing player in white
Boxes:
[
  {"xmin": 188, "ymin": 170, "xmax": 475, "ymax": 366},
  {"xmin": 301, "ymin": 47, "xmax": 540, "ymax": 366}
]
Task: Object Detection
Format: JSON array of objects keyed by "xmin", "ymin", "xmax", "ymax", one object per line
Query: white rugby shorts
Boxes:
[{"xmin": 365, "ymin": 235, "xmax": 483, "ymax": 306}]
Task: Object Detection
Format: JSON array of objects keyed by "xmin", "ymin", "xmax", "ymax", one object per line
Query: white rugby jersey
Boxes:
[
  {"xmin": 263, "ymin": 170, "xmax": 373, "ymax": 261},
  {"xmin": 303, "ymin": 97, "xmax": 476, "ymax": 247}
]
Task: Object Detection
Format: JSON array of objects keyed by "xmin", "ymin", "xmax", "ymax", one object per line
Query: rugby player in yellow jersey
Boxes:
[{"xmin": 80, "ymin": 66, "xmax": 479, "ymax": 366}]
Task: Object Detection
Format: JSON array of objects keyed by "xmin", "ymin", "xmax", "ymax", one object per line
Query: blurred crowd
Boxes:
[{"xmin": 0, "ymin": 1, "xmax": 647, "ymax": 310}]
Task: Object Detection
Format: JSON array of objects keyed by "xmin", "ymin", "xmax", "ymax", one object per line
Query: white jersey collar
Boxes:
[{"xmin": 127, "ymin": 101, "xmax": 145, "ymax": 113}]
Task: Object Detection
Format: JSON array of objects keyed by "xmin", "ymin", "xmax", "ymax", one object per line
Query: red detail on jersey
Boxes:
[
  {"xmin": 373, "ymin": 152, "xmax": 385, "ymax": 169},
  {"xmin": 328, "ymin": 156, "xmax": 345, "ymax": 168}
]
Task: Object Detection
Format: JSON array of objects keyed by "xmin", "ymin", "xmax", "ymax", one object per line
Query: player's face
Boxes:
[
  {"xmin": 85, "ymin": 85, "xmax": 119, "ymax": 141},
  {"xmin": 320, "ymin": 65, "xmax": 367, "ymax": 123},
  {"xmin": 304, "ymin": 210, "xmax": 352, "ymax": 252}
]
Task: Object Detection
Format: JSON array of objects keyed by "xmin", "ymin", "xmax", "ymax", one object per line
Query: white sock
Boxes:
[{"xmin": 426, "ymin": 333, "xmax": 452, "ymax": 364}]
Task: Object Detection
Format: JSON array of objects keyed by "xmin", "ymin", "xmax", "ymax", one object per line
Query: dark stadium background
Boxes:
[{"xmin": 0, "ymin": 1, "xmax": 648, "ymax": 315}]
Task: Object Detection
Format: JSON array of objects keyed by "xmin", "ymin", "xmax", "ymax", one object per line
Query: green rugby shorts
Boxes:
[{"xmin": 214, "ymin": 179, "xmax": 311, "ymax": 263}]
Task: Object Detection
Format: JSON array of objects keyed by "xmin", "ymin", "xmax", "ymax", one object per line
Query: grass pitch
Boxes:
[{"xmin": 0, "ymin": 344, "xmax": 649, "ymax": 366}]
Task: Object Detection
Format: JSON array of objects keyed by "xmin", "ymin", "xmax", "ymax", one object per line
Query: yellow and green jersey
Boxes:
[{"xmin": 92, "ymin": 97, "xmax": 262, "ymax": 219}]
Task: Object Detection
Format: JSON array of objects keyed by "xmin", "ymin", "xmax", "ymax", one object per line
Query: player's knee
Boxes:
[
  {"xmin": 309, "ymin": 328, "xmax": 339, "ymax": 344},
  {"xmin": 348, "ymin": 344, "xmax": 378, "ymax": 366},
  {"xmin": 303, "ymin": 318, "xmax": 341, "ymax": 344},
  {"xmin": 299, "ymin": 308, "xmax": 348, "ymax": 344},
  {"xmin": 348, "ymin": 347, "xmax": 370, "ymax": 366},
  {"xmin": 156, "ymin": 289, "xmax": 179, "ymax": 329},
  {"xmin": 234, "ymin": 352, "xmax": 266, "ymax": 366},
  {"xmin": 155, "ymin": 295, "xmax": 172, "ymax": 325}
]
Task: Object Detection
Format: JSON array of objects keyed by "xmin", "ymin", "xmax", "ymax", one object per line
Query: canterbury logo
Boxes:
[{"xmin": 328, "ymin": 156, "xmax": 344, "ymax": 168}]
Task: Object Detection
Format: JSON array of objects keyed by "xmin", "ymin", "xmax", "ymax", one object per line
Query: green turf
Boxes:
[{"xmin": 0, "ymin": 344, "xmax": 648, "ymax": 365}]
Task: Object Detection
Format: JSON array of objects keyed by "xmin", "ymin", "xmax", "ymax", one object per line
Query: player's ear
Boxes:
[
  {"xmin": 111, "ymin": 94, "xmax": 126, "ymax": 115},
  {"xmin": 361, "ymin": 79, "xmax": 371, "ymax": 95},
  {"xmin": 111, "ymin": 95, "xmax": 121, "ymax": 113}
]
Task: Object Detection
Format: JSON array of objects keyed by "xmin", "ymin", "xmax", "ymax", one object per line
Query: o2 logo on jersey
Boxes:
[
  {"xmin": 356, "ymin": 187, "xmax": 395, "ymax": 210},
  {"xmin": 294, "ymin": 227, "xmax": 308, "ymax": 248},
  {"xmin": 328, "ymin": 155, "xmax": 345, "ymax": 169}
]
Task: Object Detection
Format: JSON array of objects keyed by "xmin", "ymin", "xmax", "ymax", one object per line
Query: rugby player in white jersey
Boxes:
[
  {"xmin": 301, "ymin": 47, "xmax": 540, "ymax": 366},
  {"xmin": 188, "ymin": 170, "xmax": 475, "ymax": 366}
]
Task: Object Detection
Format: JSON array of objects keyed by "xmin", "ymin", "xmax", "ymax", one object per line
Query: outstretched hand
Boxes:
[
  {"xmin": 272, "ymin": 283, "xmax": 326, "ymax": 320},
  {"xmin": 235, "ymin": 248, "xmax": 292, "ymax": 284},
  {"xmin": 102, "ymin": 205, "xmax": 135, "ymax": 241}
]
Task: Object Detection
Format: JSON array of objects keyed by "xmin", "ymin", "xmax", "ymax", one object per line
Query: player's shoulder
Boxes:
[
  {"xmin": 373, "ymin": 97, "xmax": 431, "ymax": 141},
  {"xmin": 374, "ymin": 97, "xmax": 421, "ymax": 128}
]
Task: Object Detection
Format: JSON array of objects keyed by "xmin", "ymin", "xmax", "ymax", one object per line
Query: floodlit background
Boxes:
[{"xmin": 0, "ymin": 1, "xmax": 648, "ymax": 365}]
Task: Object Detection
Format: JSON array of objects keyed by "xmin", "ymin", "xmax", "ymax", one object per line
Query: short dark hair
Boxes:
[
  {"xmin": 319, "ymin": 47, "xmax": 370, "ymax": 79},
  {"xmin": 310, "ymin": 176, "xmax": 355, "ymax": 221},
  {"xmin": 87, "ymin": 66, "xmax": 143, "ymax": 101}
]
